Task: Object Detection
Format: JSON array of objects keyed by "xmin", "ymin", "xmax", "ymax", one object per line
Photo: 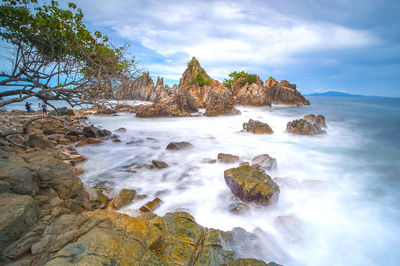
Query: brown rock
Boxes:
[
  {"xmin": 218, "ymin": 153, "xmax": 240, "ymax": 163},
  {"xmin": 303, "ymin": 114, "xmax": 327, "ymax": 128},
  {"xmin": 242, "ymin": 119, "xmax": 273, "ymax": 134},
  {"xmin": 265, "ymin": 78, "xmax": 310, "ymax": 106},
  {"xmin": 111, "ymin": 189, "xmax": 137, "ymax": 209},
  {"xmin": 224, "ymin": 165, "xmax": 280, "ymax": 206},
  {"xmin": 205, "ymin": 87, "xmax": 240, "ymax": 116},
  {"xmin": 166, "ymin": 141, "xmax": 193, "ymax": 150},
  {"xmin": 139, "ymin": 197, "xmax": 163, "ymax": 212},
  {"xmin": 86, "ymin": 187, "xmax": 108, "ymax": 209},
  {"xmin": 286, "ymin": 119, "xmax": 326, "ymax": 135},
  {"xmin": 26, "ymin": 134, "xmax": 54, "ymax": 149},
  {"xmin": 252, "ymin": 154, "xmax": 277, "ymax": 171},
  {"xmin": 152, "ymin": 160, "xmax": 169, "ymax": 169},
  {"xmin": 232, "ymin": 75, "xmax": 271, "ymax": 106}
]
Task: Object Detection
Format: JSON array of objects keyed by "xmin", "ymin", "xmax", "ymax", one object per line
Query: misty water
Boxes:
[{"xmin": 76, "ymin": 97, "xmax": 400, "ymax": 266}]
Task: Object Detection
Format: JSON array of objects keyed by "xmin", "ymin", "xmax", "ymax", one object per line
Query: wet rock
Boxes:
[
  {"xmin": 68, "ymin": 154, "xmax": 87, "ymax": 163},
  {"xmin": 86, "ymin": 187, "xmax": 108, "ymax": 209},
  {"xmin": 218, "ymin": 153, "xmax": 240, "ymax": 163},
  {"xmin": 75, "ymin": 137, "xmax": 102, "ymax": 146},
  {"xmin": 115, "ymin": 127, "xmax": 127, "ymax": 133},
  {"xmin": 265, "ymin": 78, "xmax": 310, "ymax": 106},
  {"xmin": 152, "ymin": 160, "xmax": 169, "ymax": 169},
  {"xmin": 252, "ymin": 154, "xmax": 277, "ymax": 171},
  {"xmin": 224, "ymin": 258, "xmax": 273, "ymax": 266},
  {"xmin": 95, "ymin": 107, "xmax": 116, "ymax": 115},
  {"xmin": 140, "ymin": 197, "xmax": 163, "ymax": 212},
  {"xmin": 227, "ymin": 202, "xmax": 250, "ymax": 215},
  {"xmin": 26, "ymin": 134, "xmax": 54, "ymax": 149},
  {"xmin": 110, "ymin": 189, "xmax": 137, "ymax": 209},
  {"xmin": 224, "ymin": 165, "xmax": 280, "ymax": 206},
  {"xmin": 83, "ymin": 125, "xmax": 111, "ymax": 138},
  {"xmin": 303, "ymin": 114, "xmax": 327, "ymax": 128},
  {"xmin": 166, "ymin": 141, "xmax": 193, "ymax": 150},
  {"xmin": 286, "ymin": 119, "xmax": 326, "ymax": 135},
  {"xmin": 0, "ymin": 193, "xmax": 40, "ymax": 253},
  {"xmin": 242, "ymin": 119, "xmax": 273, "ymax": 134},
  {"xmin": 202, "ymin": 158, "xmax": 217, "ymax": 164}
]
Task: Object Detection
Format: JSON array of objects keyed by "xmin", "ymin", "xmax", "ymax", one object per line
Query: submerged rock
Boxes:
[
  {"xmin": 252, "ymin": 154, "xmax": 277, "ymax": 171},
  {"xmin": 227, "ymin": 202, "xmax": 250, "ymax": 215},
  {"xmin": 86, "ymin": 187, "xmax": 108, "ymax": 210},
  {"xmin": 140, "ymin": 197, "xmax": 163, "ymax": 212},
  {"xmin": 152, "ymin": 160, "xmax": 169, "ymax": 169},
  {"xmin": 166, "ymin": 141, "xmax": 193, "ymax": 150},
  {"xmin": 218, "ymin": 153, "xmax": 240, "ymax": 163},
  {"xmin": 286, "ymin": 119, "xmax": 326, "ymax": 135},
  {"xmin": 224, "ymin": 165, "xmax": 280, "ymax": 206},
  {"xmin": 242, "ymin": 119, "xmax": 273, "ymax": 134},
  {"xmin": 303, "ymin": 114, "xmax": 327, "ymax": 128}
]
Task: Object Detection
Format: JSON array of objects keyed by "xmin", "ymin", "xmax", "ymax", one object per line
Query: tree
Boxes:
[
  {"xmin": 223, "ymin": 71, "xmax": 257, "ymax": 88},
  {"xmin": 0, "ymin": 0, "xmax": 137, "ymax": 109}
]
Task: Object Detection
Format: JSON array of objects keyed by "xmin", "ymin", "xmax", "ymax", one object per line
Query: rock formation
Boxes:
[
  {"xmin": 232, "ymin": 75, "xmax": 271, "ymax": 106},
  {"xmin": 303, "ymin": 114, "xmax": 327, "ymax": 128},
  {"xmin": 286, "ymin": 119, "xmax": 327, "ymax": 135},
  {"xmin": 135, "ymin": 90, "xmax": 198, "ymax": 117},
  {"xmin": 265, "ymin": 78, "xmax": 310, "ymax": 106},
  {"xmin": 224, "ymin": 165, "xmax": 280, "ymax": 206},
  {"xmin": 242, "ymin": 119, "xmax": 274, "ymax": 134},
  {"xmin": 205, "ymin": 88, "xmax": 240, "ymax": 116}
]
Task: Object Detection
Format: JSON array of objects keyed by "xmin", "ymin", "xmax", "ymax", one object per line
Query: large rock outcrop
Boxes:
[
  {"xmin": 205, "ymin": 88, "xmax": 240, "ymax": 116},
  {"xmin": 232, "ymin": 75, "xmax": 271, "ymax": 106},
  {"xmin": 224, "ymin": 165, "xmax": 280, "ymax": 206},
  {"xmin": 265, "ymin": 78, "xmax": 310, "ymax": 106},
  {"xmin": 135, "ymin": 90, "xmax": 198, "ymax": 117}
]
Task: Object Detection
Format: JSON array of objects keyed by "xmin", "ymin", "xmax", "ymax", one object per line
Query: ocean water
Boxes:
[{"xmin": 75, "ymin": 97, "xmax": 400, "ymax": 266}]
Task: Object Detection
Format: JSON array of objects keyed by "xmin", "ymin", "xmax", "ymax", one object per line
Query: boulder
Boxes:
[
  {"xmin": 83, "ymin": 125, "xmax": 111, "ymax": 138},
  {"xmin": 166, "ymin": 141, "xmax": 193, "ymax": 150},
  {"xmin": 225, "ymin": 258, "xmax": 271, "ymax": 266},
  {"xmin": 286, "ymin": 119, "xmax": 326, "ymax": 135},
  {"xmin": 224, "ymin": 165, "xmax": 280, "ymax": 206},
  {"xmin": 252, "ymin": 154, "xmax": 277, "ymax": 171},
  {"xmin": 232, "ymin": 75, "xmax": 271, "ymax": 106},
  {"xmin": 218, "ymin": 153, "xmax": 240, "ymax": 163},
  {"xmin": 0, "ymin": 193, "xmax": 40, "ymax": 253},
  {"xmin": 227, "ymin": 202, "xmax": 250, "ymax": 215},
  {"xmin": 115, "ymin": 127, "xmax": 127, "ymax": 133},
  {"xmin": 265, "ymin": 78, "xmax": 310, "ymax": 106},
  {"xmin": 110, "ymin": 189, "xmax": 137, "ymax": 209},
  {"xmin": 152, "ymin": 160, "xmax": 169, "ymax": 169},
  {"xmin": 26, "ymin": 134, "xmax": 54, "ymax": 149},
  {"xmin": 303, "ymin": 114, "xmax": 327, "ymax": 128},
  {"xmin": 242, "ymin": 119, "xmax": 273, "ymax": 134},
  {"xmin": 139, "ymin": 197, "xmax": 163, "ymax": 212},
  {"xmin": 135, "ymin": 90, "xmax": 198, "ymax": 117}
]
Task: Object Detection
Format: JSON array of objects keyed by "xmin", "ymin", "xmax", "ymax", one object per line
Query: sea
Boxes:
[{"xmin": 5, "ymin": 96, "xmax": 400, "ymax": 265}]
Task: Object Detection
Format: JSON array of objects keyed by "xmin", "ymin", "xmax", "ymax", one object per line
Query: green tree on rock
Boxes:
[{"xmin": 0, "ymin": 0, "xmax": 137, "ymax": 108}]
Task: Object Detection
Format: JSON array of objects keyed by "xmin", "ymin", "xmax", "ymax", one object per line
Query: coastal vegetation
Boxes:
[
  {"xmin": 186, "ymin": 58, "xmax": 211, "ymax": 87},
  {"xmin": 0, "ymin": 0, "xmax": 137, "ymax": 109},
  {"xmin": 223, "ymin": 71, "xmax": 257, "ymax": 88}
]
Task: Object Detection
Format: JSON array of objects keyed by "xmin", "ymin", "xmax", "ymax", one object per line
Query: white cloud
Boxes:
[{"xmin": 70, "ymin": 0, "xmax": 378, "ymax": 80}]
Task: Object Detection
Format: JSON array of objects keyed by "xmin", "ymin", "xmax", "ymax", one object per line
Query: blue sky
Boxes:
[{"xmin": 63, "ymin": 0, "xmax": 399, "ymax": 96}]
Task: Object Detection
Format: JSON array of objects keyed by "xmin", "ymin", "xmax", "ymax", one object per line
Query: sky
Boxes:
[{"xmin": 61, "ymin": 0, "xmax": 399, "ymax": 96}]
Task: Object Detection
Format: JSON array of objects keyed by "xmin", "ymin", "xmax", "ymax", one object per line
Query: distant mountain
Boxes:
[{"xmin": 305, "ymin": 91, "xmax": 369, "ymax": 97}]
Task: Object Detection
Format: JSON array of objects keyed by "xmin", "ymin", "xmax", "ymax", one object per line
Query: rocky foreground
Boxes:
[{"xmin": 0, "ymin": 110, "xmax": 285, "ymax": 266}]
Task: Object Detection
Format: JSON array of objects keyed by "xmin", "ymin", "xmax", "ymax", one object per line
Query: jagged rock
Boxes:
[
  {"xmin": 49, "ymin": 107, "xmax": 75, "ymax": 116},
  {"xmin": 232, "ymin": 75, "xmax": 271, "ymax": 106},
  {"xmin": 242, "ymin": 119, "xmax": 273, "ymax": 134},
  {"xmin": 0, "ymin": 193, "xmax": 40, "ymax": 253},
  {"xmin": 252, "ymin": 154, "xmax": 277, "ymax": 171},
  {"xmin": 152, "ymin": 160, "xmax": 169, "ymax": 169},
  {"xmin": 218, "ymin": 153, "xmax": 240, "ymax": 163},
  {"xmin": 205, "ymin": 88, "xmax": 240, "ymax": 116},
  {"xmin": 303, "ymin": 114, "xmax": 327, "ymax": 128},
  {"xmin": 86, "ymin": 187, "xmax": 108, "ymax": 209},
  {"xmin": 110, "ymin": 189, "xmax": 137, "ymax": 209},
  {"xmin": 139, "ymin": 197, "xmax": 163, "ymax": 212},
  {"xmin": 265, "ymin": 78, "xmax": 310, "ymax": 106},
  {"xmin": 166, "ymin": 141, "xmax": 193, "ymax": 150},
  {"xmin": 286, "ymin": 119, "xmax": 326, "ymax": 135},
  {"xmin": 224, "ymin": 165, "xmax": 280, "ymax": 206},
  {"xmin": 135, "ymin": 90, "xmax": 198, "ymax": 117}
]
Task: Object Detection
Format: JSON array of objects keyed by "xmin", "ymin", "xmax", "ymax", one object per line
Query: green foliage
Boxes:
[
  {"xmin": 268, "ymin": 76, "xmax": 275, "ymax": 81},
  {"xmin": 223, "ymin": 71, "xmax": 257, "ymax": 88},
  {"xmin": 188, "ymin": 73, "xmax": 211, "ymax": 87},
  {"xmin": 187, "ymin": 57, "xmax": 200, "ymax": 68}
]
